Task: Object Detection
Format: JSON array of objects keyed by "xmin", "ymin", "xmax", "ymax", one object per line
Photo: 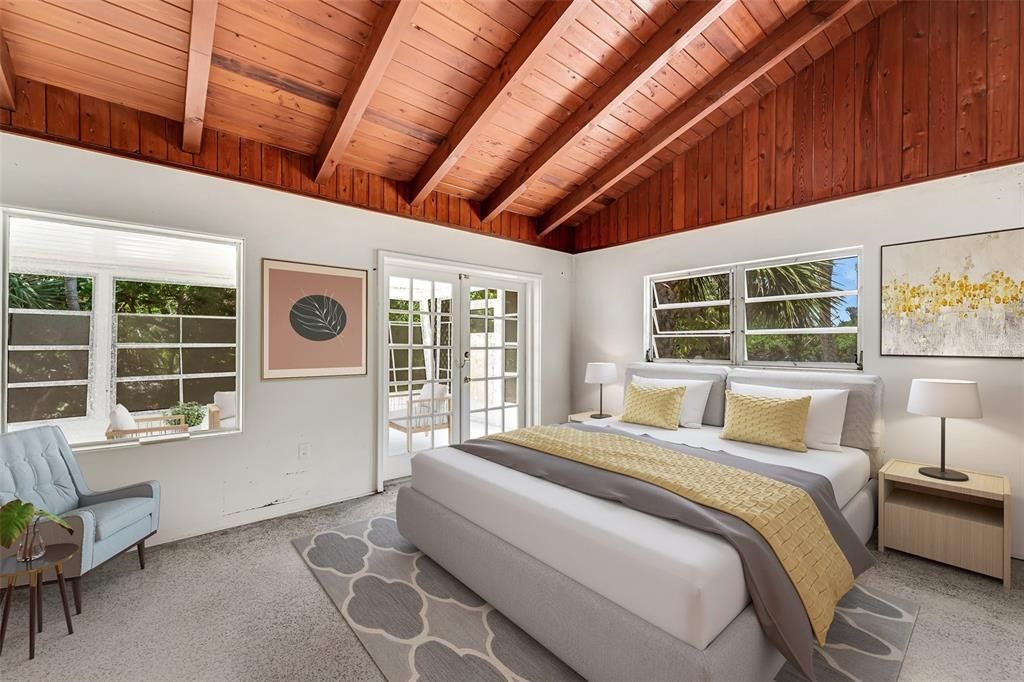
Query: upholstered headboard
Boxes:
[
  {"xmin": 623, "ymin": 363, "xmax": 730, "ymax": 426},
  {"xmin": 622, "ymin": 363, "xmax": 885, "ymax": 472},
  {"xmin": 728, "ymin": 368, "xmax": 885, "ymax": 473}
]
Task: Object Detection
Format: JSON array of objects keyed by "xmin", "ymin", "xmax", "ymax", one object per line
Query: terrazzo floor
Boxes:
[{"xmin": 1, "ymin": 484, "xmax": 1021, "ymax": 682}]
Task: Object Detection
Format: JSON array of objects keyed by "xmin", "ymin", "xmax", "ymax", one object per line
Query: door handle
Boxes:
[{"xmin": 458, "ymin": 350, "xmax": 470, "ymax": 369}]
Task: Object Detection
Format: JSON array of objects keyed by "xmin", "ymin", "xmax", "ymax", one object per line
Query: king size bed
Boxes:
[{"xmin": 396, "ymin": 363, "xmax": 884, "ymax": 681}]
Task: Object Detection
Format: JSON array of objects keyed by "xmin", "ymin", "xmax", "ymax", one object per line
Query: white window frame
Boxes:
[
  {"xmin": 645, "ymin": 248, "xmax": 862, "ymax": 370},
  {"xmin": 2, "ymin": 207, "xmax": 245, "ymax": 449}
]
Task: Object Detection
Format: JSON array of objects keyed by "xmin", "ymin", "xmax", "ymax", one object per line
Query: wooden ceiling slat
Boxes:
[
  {"xmin": 405, "ymin": 0, "xmax": 588, "ymax": 206},
  {"xmin": 208, "ymin": 66, "xmax": 335, "ymax": 122},
  {"xmin": 391, "ymin": 42, "xmax": 482, "ymax": 98},
  {"xmin": 480, "ymin": 0, "xmax": 733, "ymax": 222},
  {"xmin": 3, "ymin": 0, "xmax": 188, "ymax": 70},
  {"xmin": 312, "ymin": 0, "xmax": 419, "ymax": 184},
  {"xmin": 103, "ymin": 0, "xmax": 193, "ymax": 33},
  {"xmin": 219, "ymin": 0, "xmax": 367, "ymax": 58},
  {"xmin": 215, "ymin": 5, "xmax": 357, "ymax": 79},
  {"xmin": 538, "ymin": 0, "xmax": 862, "ymax": 235},
  {"xmin": 211, "ymin": 27, "xmax": 348, "ymax": 98},
  {"xmin": 0, "ymin": 32, "xmax": 16, "ymax": 110},
  {"xmin": 182, "ymin": 0, "xmax": 218, "ymax": 152},
  {"xmin": 3, "ymin": 12, "xmax": 186, "ymax": 87},
  {"xmin": 9, "ymin": 48, "xmax": 182, "ymax": 119},
  {"xmin": 412, "ymin": 3, "xmax": 507, "ymax": 69},
  {"xmin": 45, "ymin": 0, "xmax": 190, "ymax": 52},
  {"xmin": 262, "ymin": 0, "xmax": 374, "ymax": 46}
]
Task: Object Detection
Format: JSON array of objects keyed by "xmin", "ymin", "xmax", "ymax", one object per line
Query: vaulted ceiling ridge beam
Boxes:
[
  {"xmin": 182, "ymin": 0, "xmax": 219, "ymax": 153},
  {"xmin": 479, "ymin": 0, "xmax": 736, "ymax": 223},
  {"xmin": 537, "ymin": 0, "xmax": 864, "ymax": 236},
  {"xmin": 312, "ymin": 0, "xmax": 423, "ymax": 184},
  {"xmin": 405, "ymin": 0, "xmax": 589, "ymax": 208}
]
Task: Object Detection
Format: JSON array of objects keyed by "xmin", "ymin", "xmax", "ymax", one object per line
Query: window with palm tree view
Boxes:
[
  {"xmin": 4, "ymin": 214, "xmax": 241, "ymax": 445},
  {"xmin": 648, "ymin": 251, "xmax": 860, "ymax": 367}
]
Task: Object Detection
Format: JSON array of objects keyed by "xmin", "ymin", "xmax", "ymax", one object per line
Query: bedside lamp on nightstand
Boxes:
[
  {"xmin": 584, "ymin": 362, "xmax": 616, "ymax": 419},
  {"xmin": 907, "ymin": 378, "xmax": 982, "ymax": 482}
]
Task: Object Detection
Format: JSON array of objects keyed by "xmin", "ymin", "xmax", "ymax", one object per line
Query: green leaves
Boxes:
[{"xmin": 0, "ymin": 499, "xmax": 74, "ymax": 549}]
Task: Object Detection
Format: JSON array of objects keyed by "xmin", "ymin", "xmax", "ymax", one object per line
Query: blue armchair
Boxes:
[{"xmin": 0, "ymin": 426, "xmax": 160, "ymax": 608}]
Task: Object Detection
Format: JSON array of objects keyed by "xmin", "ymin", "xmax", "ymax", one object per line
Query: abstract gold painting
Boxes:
[{"xmin": 881, "ymin": 228, "xmax": 1023, "ymax": 358}]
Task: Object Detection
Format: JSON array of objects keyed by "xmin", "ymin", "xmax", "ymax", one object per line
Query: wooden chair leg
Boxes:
[
  {"xmin": 71, "ymin": 577, "xmax": 82, "ymax": 615},
  {"xmin": 28, "ymin": 574, "xmax": 37, "ymax": 660},
  {"xmin": 137, "ymin": 540, "xmax": 146, "ymax": 570},
  {"xmin": 0, "ymin": 577, "xmax": 14, "ymax": 656},
  {"xmin": 56, "ymin": 566, "xmax": 73, "ymax": 635},
  {"xmin": 36, "ymin": 575, "xmax": 43, "ymax": 633}
]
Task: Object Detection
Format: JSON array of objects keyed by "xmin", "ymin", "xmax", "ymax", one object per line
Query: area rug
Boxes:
[{"xmin": 293, "ymin": 514, "xmax": 918, "ymax": 682}]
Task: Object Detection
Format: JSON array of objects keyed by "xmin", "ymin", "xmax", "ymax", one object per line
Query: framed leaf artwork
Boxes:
[
  {"xmin": 880, "ymin": 227, "xmax": 1023, "ymax": 358},
  {"xmin": 262, "ymin": 259, "xmax": 367, "ymax": 378}
]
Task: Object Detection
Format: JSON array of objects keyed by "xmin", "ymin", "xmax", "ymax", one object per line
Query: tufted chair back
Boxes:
[{"xmin": 0, "ymin": 425, "xmax": 84, "ymax": 515}]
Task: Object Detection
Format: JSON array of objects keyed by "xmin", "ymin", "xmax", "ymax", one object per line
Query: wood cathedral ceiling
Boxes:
[{"xmin": 0, "ymin": 0, "xmax": 897, "ymax": 235}]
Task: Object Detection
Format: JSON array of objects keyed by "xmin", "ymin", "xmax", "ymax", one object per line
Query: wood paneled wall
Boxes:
[
  {"xmin": 0, "ymin": 78, "xmax": 572, "ymax": 253},
  {"xmin": 573, "ymin": 0, "xmax": 1024, "ymax": 252}
]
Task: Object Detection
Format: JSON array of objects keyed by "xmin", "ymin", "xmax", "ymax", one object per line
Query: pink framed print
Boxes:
[{"xmin": 262, "ymin": 259, "xmax": 367, "ymax": 378}]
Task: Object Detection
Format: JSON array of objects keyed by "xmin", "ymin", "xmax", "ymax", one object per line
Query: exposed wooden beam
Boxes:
[
  {"xmin": 182, "ymin": 0, "xmax": 218, "ymax": 153},
  {"xmin": 313, "ymin": 0, "xmax": 422, "ymax": 184},
  {"xmin": 479, "ymin": 0, "xmax": 734, "ymax": 223},
  {"xmin": 406, "ymin": 0, "xmax": 588, "ymax": 207},
  {"xmin": 538, "ymin": 0, "xmax": 863, "ymax": 236},
  {"xmin": 0, "ymin": 31, "xmax": 16, "ymax": 111}
]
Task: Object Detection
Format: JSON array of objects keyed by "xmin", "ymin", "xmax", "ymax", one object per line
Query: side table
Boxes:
[{"xmin": 0, "ymin": 543, "xmax": 78, "ymax": 660}]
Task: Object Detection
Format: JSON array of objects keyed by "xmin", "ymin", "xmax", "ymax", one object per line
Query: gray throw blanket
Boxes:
[{"xmin": 453, "ymin": 423, "xmax": 874, "ymax": 681}]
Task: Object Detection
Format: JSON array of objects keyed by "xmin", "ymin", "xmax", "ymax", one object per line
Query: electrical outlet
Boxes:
[{"xmin": 298, "ymin": 442, "xmax": 311, "ymax": 460}]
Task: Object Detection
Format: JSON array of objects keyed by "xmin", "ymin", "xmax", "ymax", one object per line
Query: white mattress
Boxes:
[{"xmin": 409, "ymin": 421, "xmax": 871, "ymax": 650}]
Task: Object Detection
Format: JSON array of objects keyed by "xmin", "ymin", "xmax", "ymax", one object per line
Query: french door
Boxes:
[{"xmin": 382, "ymin": 268, "xmax": 528, "ymax": 481}]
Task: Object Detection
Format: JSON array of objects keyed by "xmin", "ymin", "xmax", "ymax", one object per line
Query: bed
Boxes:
[{"xmin": 397, "ymin": 363, "xmax": 884, "ymax": 681}]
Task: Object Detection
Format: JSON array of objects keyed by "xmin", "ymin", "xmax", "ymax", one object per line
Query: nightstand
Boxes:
[
  {"xmin": 878, "ymin": 459, "xmax": 1011, "ymax": 589},
  {"xmin": 568, "ymin": 411, "xmax": 614, "ymax": 423}
]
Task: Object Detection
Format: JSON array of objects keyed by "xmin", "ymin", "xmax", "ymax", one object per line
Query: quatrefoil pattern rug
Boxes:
[{"xmin": 294, "ymin": 515, "xmax": 917, "ymax": 682}]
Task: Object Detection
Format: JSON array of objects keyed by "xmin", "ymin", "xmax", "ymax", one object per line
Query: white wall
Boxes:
[
  {"xmin": 572, "ymin": 163, "xmax": 1024, "ymax": 557},
  {"xmin": 0, "ymin": 133, "xmax": 574, "ymax": 544}
]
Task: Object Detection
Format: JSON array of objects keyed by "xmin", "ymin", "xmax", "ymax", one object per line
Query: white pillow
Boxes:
[
  {"xmin": 109, "ymin": 404, "xmax": 138, "ymax": 431},
  {"xmin": 729, "ymin": 383, "xmax": 849, "ymax": 452},
  {"xmin": 630, "ymin": 376, "xmax": 713, "ymax": 429}
]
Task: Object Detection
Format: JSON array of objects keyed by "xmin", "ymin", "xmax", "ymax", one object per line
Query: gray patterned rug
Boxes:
[{"xmin": 293, "ymin": 515, "xmax": 918, "ymax": 682}]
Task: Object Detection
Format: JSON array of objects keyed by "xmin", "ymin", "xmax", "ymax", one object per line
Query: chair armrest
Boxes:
[
  {"xmin": 79, "ymin": 480, "xmax": 160, "ymax": 506},
  {"xmin": 35, "ymin": 511, "xmax": 93, "ymax": 576},
  {"xmin": 135, "ymin": 414, "xmax": 185, "ymax": 425},
  {"xmin": 208, "ymin": 404, "xmax": 221, "ymax": 429}
]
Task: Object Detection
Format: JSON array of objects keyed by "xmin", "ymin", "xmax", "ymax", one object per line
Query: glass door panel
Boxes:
[
  {"xmin": 463, "ymin": 282, "xmax": 524, "ymax": 439},
  {"xmin": 387, "ymin": 276, "xmax": 455, "ymax": 457}
]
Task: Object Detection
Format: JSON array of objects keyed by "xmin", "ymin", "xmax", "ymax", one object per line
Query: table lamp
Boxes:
[
  {"xmin": 584, "ymin": 362, "xmax": 616, "ymax": 419},
  {"xmin": 907, "ymin": 378, "xmax": 982, "ymax": 481}
]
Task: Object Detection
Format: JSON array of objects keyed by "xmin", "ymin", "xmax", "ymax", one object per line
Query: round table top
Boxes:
[{"xmin": 0, "ymin": 543, "xmax": 79, "ymax": 578}]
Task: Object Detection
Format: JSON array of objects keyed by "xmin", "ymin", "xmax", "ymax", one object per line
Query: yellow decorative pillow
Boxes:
[
  {"xmin": 620, "ymin": 384, "xmax": 686, "ymax": 431},
  {"xmin": 720, "ymin": 391, "xmax": 811, "ymax": 452}
]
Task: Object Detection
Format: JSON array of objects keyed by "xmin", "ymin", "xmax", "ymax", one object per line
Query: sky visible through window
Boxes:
[{"xmin": 831, "ymin": 256, "xmax": 858, "ymax": 324}]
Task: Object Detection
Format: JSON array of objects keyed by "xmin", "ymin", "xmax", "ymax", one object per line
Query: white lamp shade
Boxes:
[
  {"xmin": 585, "ymin": 362, "xmax": 616, "ymax": 385},
  {"xmin": 907, "ymin": 379, "xmax": 982, "ymax": 419}
]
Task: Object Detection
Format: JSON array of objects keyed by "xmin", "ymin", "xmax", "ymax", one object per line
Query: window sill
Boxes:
[{"xmin": 72, "ymin": 426, "xmax": 242, "ymax": 454}]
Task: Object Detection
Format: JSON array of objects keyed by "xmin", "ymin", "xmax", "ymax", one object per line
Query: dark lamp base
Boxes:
[
  {"xmin": 590, "ymin": 413, "xmax": 612, "ymax": 419},
  {"xmin": 918, "ymin": 466, "xmax": 969, "ymax": 482}
]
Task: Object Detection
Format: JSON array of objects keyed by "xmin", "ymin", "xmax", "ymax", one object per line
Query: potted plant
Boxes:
[
  {"xmin": 168, "ymin": 401, "xmax": 207, "ymax": 429},
  {"xmin": 0, "ymin": 499, "xmax": 73, "ymax": 561}
]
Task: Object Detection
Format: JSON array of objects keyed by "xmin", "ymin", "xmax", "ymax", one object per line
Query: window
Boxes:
[
  {"xmin": 113, "ymin": 280, "xmax": 237, "ymax": 412},
  {"xmin": 4, "ymin": 212, "xmax": 242, "ymax": 446},
  {"xmin": 647, "ymin": 250, "xmax": 861, "ymax": 368},
  {"xmin": 7, "ymin": 274, "xmax": 94, "ymax": 423},
  {"xmin": 649, "ymin": 270, "xmax": 733, "ymax": 362}
]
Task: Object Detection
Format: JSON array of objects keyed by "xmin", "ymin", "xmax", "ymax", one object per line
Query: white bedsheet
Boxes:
[{"xmin": 409, "ymin": 422, "xmax": 871, "ymax": 650}]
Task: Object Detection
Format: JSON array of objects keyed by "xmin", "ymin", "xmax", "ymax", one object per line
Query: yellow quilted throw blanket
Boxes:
[{"xmin": 490, "ymin": 425, "xmax": 853, "ymax": 644}]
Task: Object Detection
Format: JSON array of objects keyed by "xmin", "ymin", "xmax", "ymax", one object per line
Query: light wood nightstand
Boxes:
[
  {"xmin": 878, "ymin": 459, "xmax": 1012, "ymax": 589},
  {"xmin": 568, "ymin": 411, "xmax": 615, "ymax": 423}
]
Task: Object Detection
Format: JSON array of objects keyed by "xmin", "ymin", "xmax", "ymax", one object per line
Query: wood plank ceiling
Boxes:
[{"xmin": 1, "ymin": 0, "xmax": 902, "ymax": 239}]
